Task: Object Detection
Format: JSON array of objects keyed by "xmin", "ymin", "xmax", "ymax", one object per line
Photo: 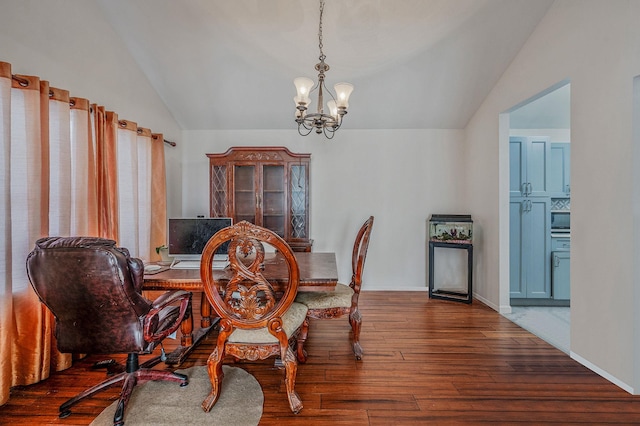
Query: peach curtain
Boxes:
[
  {"xmin": 95, "ymin": 106, "xmax": 120, "ymax": 240},
  {"xmin": 150, "ymin": 133, "xmax": 168, "ymax": 261},
  {"xmin": 0, "ymin": 61, "xmax": 169, "ymax": 406}
]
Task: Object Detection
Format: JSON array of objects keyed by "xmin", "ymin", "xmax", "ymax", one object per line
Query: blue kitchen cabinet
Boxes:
[
  {"xmin": 510, "ymin": 136, "xmax": 551, "ymax": 198},
  {"xmin": 510, "ymin": 137, "xmax": 526, "ymax": 197},
  {"xmin": 552, "ymin": 251, "xmax": 570, "ymax": 300},
  {"xmin": 549, "ymin": 143, "xmax": 570, "ymax": 196},
  {"xmin": 510, "ymin": 197, "xmax": 551, "ymax": 298},
  {"xmin": 551, "ymin": 236, "xmax": 571, "ymax": 251}
]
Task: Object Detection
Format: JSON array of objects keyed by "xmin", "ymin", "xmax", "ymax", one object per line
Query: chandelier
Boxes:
[{"xmin": 294, "ymin": 0, "xmax": 353, "ymax": 139}]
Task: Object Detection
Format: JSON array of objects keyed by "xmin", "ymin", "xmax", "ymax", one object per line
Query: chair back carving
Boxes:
[
  {"xmin": 200, "ymin": 221, "xmax": 300, "ymax": 334},
  {"xmin": 351, "ymin": 216, "xmax": 374, "ymax": 293},
  {"xmin": 26, "ymin": 237, "xmax": 152, "ymax": 354}
]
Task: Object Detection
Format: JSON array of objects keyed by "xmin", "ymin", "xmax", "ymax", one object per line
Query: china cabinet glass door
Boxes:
[
  {"xmin": 234, "ymin": 165, "xmax": 256, "ymax": 223},
  {"xmin": 290, "ymin": 164, "xmax": 307, "ymax": 239},
  {"xmin": 262, "ymin": 165, "xmax": 285, "ymax": 237}
]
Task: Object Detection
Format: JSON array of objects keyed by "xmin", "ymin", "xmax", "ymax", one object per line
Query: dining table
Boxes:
[{"xmin": 143, "ymin": 252, "xmax": 338, "ymax": 364}]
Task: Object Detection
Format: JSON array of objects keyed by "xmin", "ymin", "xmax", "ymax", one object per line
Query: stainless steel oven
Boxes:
[{"xmin": 551, "ymin": 210, "xmax": 570, "ymax": 233}]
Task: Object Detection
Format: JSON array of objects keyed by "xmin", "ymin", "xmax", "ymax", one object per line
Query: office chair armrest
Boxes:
[
  {"xmin": 151, "ymin": 290, "xmax": 191, "ymax": 310},
  {"xmin": 144, "ymin": 290, "xmax": 191, "ymax": 343},
  {"xmin": 127, "ymin": 257, "xmax": 145, "ymax": 293}
]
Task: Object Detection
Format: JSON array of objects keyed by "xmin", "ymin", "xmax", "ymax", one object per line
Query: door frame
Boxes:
[{"xmin": 498, "ymin": 79, "xmax": 571, "ymax": 313}]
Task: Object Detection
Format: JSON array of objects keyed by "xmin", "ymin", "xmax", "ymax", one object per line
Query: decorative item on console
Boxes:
[{"xmin": 429, "ymin": 215, "xmax": 473, "ymax": 244}]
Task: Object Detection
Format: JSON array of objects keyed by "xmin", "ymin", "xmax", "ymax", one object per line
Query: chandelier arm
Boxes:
[
  {"xmin": 297, "ymin": 123, "xmax": 314, "ymax": 136},
  {"xmin": 322, "ymin": 126, "xmax": 336, "ymax": 139},
  {"xmin": 299, "ymin": 119, "xmax": 314, "ymax": 132}
]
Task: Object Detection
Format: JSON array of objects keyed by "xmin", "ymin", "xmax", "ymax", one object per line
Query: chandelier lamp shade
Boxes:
[{"xmin": 294, "ymin": 0, "xmax": 353, "ymax": 139}]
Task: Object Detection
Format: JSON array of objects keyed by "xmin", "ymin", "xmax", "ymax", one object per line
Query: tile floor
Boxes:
[{"xmin": 503, "ymin": 306, "xmax": 570, "ymax": 354}]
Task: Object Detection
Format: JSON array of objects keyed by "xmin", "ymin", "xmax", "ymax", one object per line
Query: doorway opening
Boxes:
[{"xmin": 500, "ymin": 81, "xmax": 571, "ymax": 353}]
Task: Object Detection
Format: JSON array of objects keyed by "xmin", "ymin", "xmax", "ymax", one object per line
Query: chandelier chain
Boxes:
[{"xmin": 318, "ymin": 0, "xmax": 325, "ymax": 61}]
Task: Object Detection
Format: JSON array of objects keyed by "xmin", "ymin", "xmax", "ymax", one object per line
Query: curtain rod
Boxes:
[
  {"xmin": 11, "ymin": 74, "xmax": 29, "ymax": 87},
  {"xmin": 12, "ymin": 74, "xmax": 177, "ymax": 147},
  {"xmin": 151, "ymin": 132, "xmax": 176, "ymax": 147}
]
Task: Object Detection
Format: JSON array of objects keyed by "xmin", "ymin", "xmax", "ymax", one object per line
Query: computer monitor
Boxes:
[{"xmin": 168, "ymin": 217, "xmax": 232, "ymax": 261}]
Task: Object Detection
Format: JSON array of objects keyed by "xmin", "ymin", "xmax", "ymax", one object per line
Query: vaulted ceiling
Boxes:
[{"xmin": 95, "ymin": 0, "xmax": 555, "ymax": 131}]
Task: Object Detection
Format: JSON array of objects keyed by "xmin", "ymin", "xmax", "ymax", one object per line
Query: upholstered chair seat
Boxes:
[
  {"xmin": 228, "ymin": 302, "xmax": 308, "ymax": 344},
  {"xmin": 295, "ymin": 283, "xmax": 354, "ymax": 310}
]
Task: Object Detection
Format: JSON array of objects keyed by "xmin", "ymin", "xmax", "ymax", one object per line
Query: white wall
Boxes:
[
  {"xmin": 465, "ymin": 0, "xmax": 640, "ymax": 393},
  {"xmin": 181, "ymin": 129, "xmax": 465, "ymax": 291}
]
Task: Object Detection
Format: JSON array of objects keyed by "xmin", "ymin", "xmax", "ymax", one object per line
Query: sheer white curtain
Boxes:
[
  {"xmin": 0, "ymin": 63, "xmax": 14, "ymax": 406},
  {"xmin": 47, "ymin": 90, "xmax": 98, "ymax": 238},
  {"xmin": 136, "ymin": 128, "xmax": 153, "ymax": 261},
  {"xmin": 0, "ymin": 70, "xmax": 57, "ymax": 406},
  {"xmin": 69, "ymin": 98, "xmax": 97, "ymax": 236},
  {"xmin": 115, "ymin": 120, "xmax": 140, "ymax": 257},
  {"xmin": 115, "ymin": 121, "xmax": 154, "ymax": 262},
  {"xmin": 48, "ymin": 88, "xmax": 72, "ymax": 235}
]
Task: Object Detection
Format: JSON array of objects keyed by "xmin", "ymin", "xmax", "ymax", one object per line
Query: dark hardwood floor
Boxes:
[{"xmin": 2, "ymin": 291, "xmax": 639, "ymax": 425}]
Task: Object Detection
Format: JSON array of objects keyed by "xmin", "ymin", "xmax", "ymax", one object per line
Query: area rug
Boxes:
[{"xmin": 91, "ymin": 365, "xmax": 263, "ymax": 426}]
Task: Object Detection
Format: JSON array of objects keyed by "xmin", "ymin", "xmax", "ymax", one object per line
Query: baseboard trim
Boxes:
[
  {"xmin": 511, "ymin": 298, "xmax": 570, "ymax": 307},
  {"xmin": 473, "ymin": 293, "xmax": 498, "ymax": 311},
  {"xmin": 362, "ymin": 288, "xmax": 429, "ymax": 292},
  {"xmin": 570, "ymin": 351, "xmax": 635, "ymax": 394},
  {"xmin": 499, "ymin": 305, "xmax": 513, "ymax": 314}
]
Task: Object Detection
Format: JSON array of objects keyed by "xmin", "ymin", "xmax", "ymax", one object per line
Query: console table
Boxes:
[{"xmin": 428, "ymin": 241, "xmax": 473, "ymax": 304}]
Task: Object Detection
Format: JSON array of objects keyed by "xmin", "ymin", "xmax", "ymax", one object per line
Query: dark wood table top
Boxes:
[{"xmin": 143, "ymin": 252, "xmax": 338, "ymax": 292}]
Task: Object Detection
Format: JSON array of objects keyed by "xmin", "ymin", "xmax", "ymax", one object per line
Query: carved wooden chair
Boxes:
[
  {"xmin": 26, "ymin": 237, "xmax": 191, "ymax": 426},
  {"xmin": 296, "ymin": 216, "xmax": 374, "ymax": 360},
  {"xmin": 200, "ymin": 221, "xmax": 308, "ymax": 414}
]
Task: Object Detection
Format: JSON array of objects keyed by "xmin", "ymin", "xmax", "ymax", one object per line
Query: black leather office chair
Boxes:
[{"xmin": 26, "ymin": 237, "xmax": 191, "ymax": 426}]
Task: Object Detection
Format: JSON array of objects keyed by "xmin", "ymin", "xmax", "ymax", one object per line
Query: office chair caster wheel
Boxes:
[{"xmin": 175, "ymin": 371, "xmax": 189, "ymax": 387}]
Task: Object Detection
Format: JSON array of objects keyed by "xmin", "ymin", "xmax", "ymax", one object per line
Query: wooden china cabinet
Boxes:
[{"xmin": 207, "ymin": 146, "xmax": 312, "ymax": 251}]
